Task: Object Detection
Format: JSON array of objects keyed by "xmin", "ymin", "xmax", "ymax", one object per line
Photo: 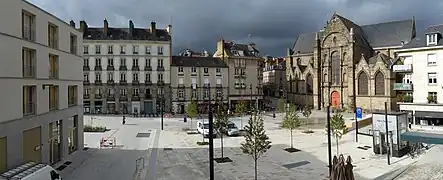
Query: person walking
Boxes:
[{"xmin": 122, "ymin": 116, "xmax": 126, "ymax": 125}]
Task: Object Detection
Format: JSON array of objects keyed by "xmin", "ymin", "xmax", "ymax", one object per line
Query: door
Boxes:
[
  {"xmin": 0, "ymin": 137, "xmax": 6, "ymax": 173},
  {"xmin": 331, "ymin": 91, "xmax": 340, "ymax": 108},
  {"xmin": 144, "ymin": 101, "xmax": 153, "ymax": 114},
  {"xmin": 23, "ymin": 127, "xmax": 42, "ymax": 163},
  {"xmin": 179, "ymin": 104, "xmax": 185, "ymax": 114}
]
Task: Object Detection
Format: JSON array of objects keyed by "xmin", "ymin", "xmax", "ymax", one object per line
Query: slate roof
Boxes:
[
  {"xmin": 291, "ymin": 16, "xmax": 414, "ymax": 55},
  {"xmin": 367, "ymin": 53, "xmax": 395, "ymax": 66},
  {"xmin": 223, "ymin": 41, "xmax": 260, "ymax": 57},
  {"xmin": 84, "ymin": 27, "xmax": 171, "ymax": 41},
  {"xmin": 171, "ymin": 56, "xmax": 228, "ymax": 68},
  {"xmin": 400, "ymin": 25, "xmax": 443, "ymax": 49}
]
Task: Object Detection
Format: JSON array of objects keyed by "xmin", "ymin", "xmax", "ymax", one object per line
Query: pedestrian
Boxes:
[{"xmin": 122, "ymin": 116, "xmax": 126, "ymax": 125}]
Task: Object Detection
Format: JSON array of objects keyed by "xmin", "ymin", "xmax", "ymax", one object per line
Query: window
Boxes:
[
  {"xmin": 120, "ymin": 45, "xmax": 126, "ymax": 54},
  {"xmin": 216, "ymin": 89, "xmax": 222, "ymax": 97},
  {"xmin": 108, "ymin": 45, "xmax": 113, "ymax": 54},
  {"xmin": 145, "ymin": 89, "xmax": 151, "ymax": 95},
  {"xmin": 95, "ymin": 58, "xmax": 101, "ymax": 67},
  {"xmin": 158, "ymin": 59, "xmax": 164, "ymax": 67},
  {"xmin": 120, "ymin": 58, "xmax": 126, "ymax": 66},
  {"xmin": 234, "ymin": 59, "xmax": 239, "ymax": 67},
  {"xmin": 178, "ymin": 90, "xmax": 184, "ymax": 98},
  {"xmin": 133, "ymin": 58, "xmax": 139, "ymax": 67},
  {"xmin": 95, "ymin": 45, "xmax": 101, "ymax": 54},
  {"xmin": 95, "ymin": 72, "xmax": 101, "ymax": 81},
  {"xmin": 146, "ymin": 46, "xmax": 151, "ymax": 54},
  {"xmin": 22, "ymin": 11, "xmax": 35, "ymax": 41},
  {"xmin": 240, "ymin": 59, "xmax": 246, "ymax": 67},
  {"xmin": 84, "ymin": 58, "xmax": 89, "ymax": 67},
  {"xmin": 158, "ymin": 46, "xmax": 163, "ymax": 54},
  {"xmin": 216, "ymin": 68, "xmax": 221, "ymax": 73},
  {"xmin": 204, "ymin": 89, "xmax": 210, "ymax": 98},
  {"xmin": 178, "ymin": 77, "xmax": 184, "ymax": 84},
  {"xmin": 83, "ymin": 73, "xmax": 89, "ymax": 81},
  {"xmin": 216, "ymin": 78, "xmax": 222, "ymax": 85},
  {"xmin": 204, "ymin": 68, "xmax": 209, "ymax": 74},
  {"xmin": 84, "ymin": 88, "xmax": 90, "ymax": 96},
  {"xmin": 146, "ymin": 58, "xmax": 151, "ymax": 67},
  {"xmin": 22, "ymin": 48, "xmax": 36, "ymax": 78},
  {"xmin": 204, "ymin": 78, "xmax": 210, "ymax": 85},
  {"xmin": 178, "ymin": 67, "xmax": 184, "ymax": 73},
  {"xmin": 145, "ymin": 73, "xmax": 151, "ymax": 82},
  {"xmin": 133, "ymin": 88, "xmax": 140, "ymax": 96},
  {"xmin": 428, "ymin": 92, "xmax": 437, "ymax": 103},
  {"xmin": 49, "ymin": 86, "xmax": 59, "ymax": 110},
  {"xmin": 428, "ymin": 72, "xmax": 437, "ymax": 85},
  {"xmin": 374, "ymin": 72, "xmax": 385, "ymax": 95},
  {"xmin": 95, "ymin": 88, "xmax": 102, "ymax": 96},
  {"xmin": 48, "ymin": 23, "xmax": 58, "ymax": 48},
  {"xmin": 23, "ymin": 86, "xmax": 36, "ymax": 115},
  {"xmin": 108, "ymin": 58, "xmax": 114, "ymax": 66},
  {"xmin": 133, "ymin": 45, "xmax": 139, "ymax": 54},
  {"xmin": 49, "ymin": 54, "xmax": 58, "ymax": 79},
  {"xmin": 68, "ymin": 86, "xmax": 77, "ymax": 106},
  {"xmin": 107, "ymin": 72, "xmax": 113, "ymax": 81},
  {"xmin": 234, "ymin": 68, "xmax": 240, "ymax": 75},
  {"xmin": 191, "ymin": 78, "xmax": 197, "ymax": 89},
  {"xmin": 133, "ymin": 73, "xmax": 139, "ymax": 81},
  {"xmin": 158, "ymin": 73, "xmax": 164, "ymax": 82},
  {"xmin": 158, "ymin": 88, "xmax": 164, "ymax": 95},
  {"xmin": 358, "ymin": 72, "xmax": 368, "ymax": 95},
  {"xmin": 83, "ymin": 46, "xmax": 89, "ymax": 54},
  {"xmin": 427, "ymin": 54, "xmax": 437, "ymax": 66},
  {"xmin": 107, "ymin": 88, "xmax": 114, "ymax": 96},
  {"xmin": 120, "ymin": 72, "xmax": 126, "ymax": 81},
  {"xmin": 70, "ymin": 34, "xmax": 77, "ymax": 54},
  {"xmin": 427, "ymin": 34, "xmax": 437, "ymax": 45},
  {"xmin": 120, "ymin": 88, "xmax": 127, "ymax": 96},
  {"xmin": 191, "ymin": 67, "xmax": 197, "ymax": 73},
  {"xmin": 192, "ymin": 90, "xmax": 198, "ymax": 98}
]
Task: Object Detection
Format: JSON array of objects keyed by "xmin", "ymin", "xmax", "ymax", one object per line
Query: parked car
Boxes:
[
  {"xmin": 0, "ymin": 161, "xmax": 62, "ymax": 180},
  {"xmin": 197, "ymin": 120, "xmax": 216, "ymax": 138},
  {"xmin": 226, "ymin": 121, "xmax": 240, "ymax": 136}
]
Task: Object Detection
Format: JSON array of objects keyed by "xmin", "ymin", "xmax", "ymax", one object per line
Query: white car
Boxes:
[
  {"xmin": 0, "ymin": 161, "xmax": 62, "ymax": 180},
  {"xmin": 197, "ymin": 120, "xmax": 216, "ymax": 138},
  {"xmin": 226, "ymin": 121, "xmax": 240, "ymax": 136}
]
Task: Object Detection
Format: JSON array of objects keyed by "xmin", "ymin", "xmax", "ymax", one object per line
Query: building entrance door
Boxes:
[
  {"xmin": 331, "ymin": 91, "xmax": 340, "ymax": 108},
  {"xmin": 0, "ymin": 137, "xmax": 6, "ymax": 173},
  {"xmin": 23, "ymin": 127, "xmax": 42, "ymax": 163}
]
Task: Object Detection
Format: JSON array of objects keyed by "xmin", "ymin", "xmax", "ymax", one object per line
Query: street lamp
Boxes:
[{"xmin": 157, "ymin": 89, "xmax": 164, "ymax": 130}]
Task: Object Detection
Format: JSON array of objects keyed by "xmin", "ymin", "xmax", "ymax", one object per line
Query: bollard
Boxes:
[{"xmin": 184, "ymin": 117, "xmax": 187, "ymax": 123}]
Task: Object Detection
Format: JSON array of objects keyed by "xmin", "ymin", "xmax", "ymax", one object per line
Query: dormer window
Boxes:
[{"xmin": 427, "ymin": 34, "xmax": 438, "ymax": 46}]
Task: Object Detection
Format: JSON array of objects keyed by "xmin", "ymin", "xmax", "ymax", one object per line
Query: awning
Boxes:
[
  {"xmin": 414, "ymin": 111, "xmax": 443, "ymax": 118},
  {"xmin": 401, "ymin": 131, "xmax": 443, "ymax": 144}
]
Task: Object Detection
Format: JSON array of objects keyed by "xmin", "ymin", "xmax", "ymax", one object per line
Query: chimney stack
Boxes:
[
  {"xmin": 80, "ymin": 20, "xmax": 88, "ymax": 35},
  {"xmin": 103, "ymin": 18, "xmax": 108, "ymax": 39},
  {"xmin": 151, "ymin": 22, "xmax": 157, "ymax": 39},
  {"xmin": 69, "ymin": 20, "xmax": 75, "ymax": 28},
  {"xmin": 166, "ymin": 24, "xmax": 172, "ymax": 35},
  {"xmin": 129, "ymin": 20, "xmax": 134, "ymax": 38}
]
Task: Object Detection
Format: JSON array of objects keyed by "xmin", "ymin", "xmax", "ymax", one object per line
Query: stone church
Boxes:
[{"xmin": 286, "ymin": 13, "xmax": 416, "ymax": 111}]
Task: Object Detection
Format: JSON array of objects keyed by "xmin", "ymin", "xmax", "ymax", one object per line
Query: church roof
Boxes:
[{"xmin": 400, "ymin": 24, "xmax": 443, "ymax": 49}]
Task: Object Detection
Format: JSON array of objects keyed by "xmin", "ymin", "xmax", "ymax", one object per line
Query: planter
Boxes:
[
  {"xmin": 284, "ymin": 147, "xmax": 301, "ymax": 153},
  {"xmin": 84, "ymin": 125, "xmax": 109, "ymax": 132},
  {"xmin": 214, "ymin": 157, "xmax": 232, "ymax": 163},
  {"xmin": 196, "ymin": 141, "xmax": 209, "ymax": 146}
]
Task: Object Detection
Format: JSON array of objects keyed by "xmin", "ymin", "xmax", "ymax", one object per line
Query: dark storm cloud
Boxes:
[{"xmin": 30, "ymin": 0, "xmax": 443, "ymax": 56}]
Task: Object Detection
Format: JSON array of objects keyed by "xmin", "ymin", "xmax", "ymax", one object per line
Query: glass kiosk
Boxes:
[{"xmin": 371, "ymin": 111, "xmax": 409, "ymax": 157}]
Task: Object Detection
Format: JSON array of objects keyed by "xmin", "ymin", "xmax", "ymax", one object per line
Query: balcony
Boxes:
[
  {"xmin": 132, "ymin": 66, "xmax": 140, "ymax": 71},
  {"xmin": 119, "ymin": 81, "xmax": 127, "ymax": 85},
  {"xmin": 216, "ymin": 73, "xmax": 222, "ymax": 77},
  {"xmin": 157, "ymin": 66, "xmax": 165, "ymax": 71},
  {"xmin": 393, "ymin": 83, "xmax": 413, "ymax": 91},
  {"xmin": 144, "ymin": 66, "xmax": 152, "ymax": 71},
  {"xmin": 145, "ymin": 80, "xmax": 152, "ymax": 85},
  {"xmin": 83, "ymin": 66, "xmax": 90, "ymax": 71},
  {"xmin": 120, "ymin": 51, "xmax": 125, "ymax": 54},
  {"xmin": 132, "ymin": 80, "xmax": 140, "ymax": 85},
  {"xmin": 203, "ymin": 84, "xmax": 210, "ymax": 88},
  {"xmin": 241, "ymin": 74, "xmax": 246, "ymax": 78},
  {"xmin": 234, "ymin": 74, "xmax": 240, "ymax": 78},
  {"xmin": 191, "ymin": 72, "xmax": 197, "ymax": 76},
  {"xmin": 95, "ymin": 94, "xmax": 103, "ymax": 99},
  {"xmin": 234, "ymin": 84, "xmax": 240, "ymax": 88},
  {"xmin": 107, "ymin": 95, "xmax": 115, "ymax": 101},
  {"xmin": 107, "ymin": 65, "xmax": 115, "ymax": 71},
  {"xmin": 157, "ymin": 81, "xmax": 165, "ymax": 86},
  {"xmin": 178, "ymin": 84, "xmax": 185, "ymax": 88},
  {"xmin": 83, "ymin": 80, "xmax": 90, "ymax": 85},
  {"xmin": 178, "ymin": 72, "xmax": 184, "ymax": 76},
  {"xmin": 94, "ymin": 66, "xmax": 102, "ymax": 71},
  {"xmin": 83, "ymin": 94, "xmax": 90, "ymax": 99},
  {"xmin": 131, "ymin": 95, "xmax": 140, "ymax": 101},
  {"xmin": 216, "ymin": 84, "xmax": 223, "ymax": 88},
  {"xmin": 119, "ymin": 66, "xmax": 127, "ymax": 71},
  {"xmin": 204, "ymin": 73, "xmax": 209, "ymax": 76},
  {"xmin": 107, "ymin": 80, "xmax": 114, "ymax": 85},
  {"xmin": 241, "ymin": 84, "xmax": 246, "ymax": 89},
  {"xmin": 393, "ymin": 64, "xmax": 413, "ymax": 73},
  {"xmin": 94, "ymin": 80, "xmax": 102, "ymax": 85},
  {"xmin": 203, "ymin": 96, "xmax": 210, "ymax": 100},
  {"xmin": 145, "ymin": 94, "xmax": 153, "ymax": 99},
  {"xmin": 119, "ymin": 96, "xmax": 128, "ymax": 101}
]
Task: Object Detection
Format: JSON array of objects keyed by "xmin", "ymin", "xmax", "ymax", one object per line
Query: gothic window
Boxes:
[
  {"xmin": 324, "ymin": 73, "xmax": 327, "ymax": 83},
  {"xmin": 306, "ymin": 74, "xmax": 313, "ymax": 94},
  {"xmin": 375, "ymin": 71, "xmax": 385, "ymax": 95},
  {"xmin": 358, "ymin": 72, "xmax": 368, "ymax": 95},
  {"xmin": 290, "ymin": 57, "xmax": 294, "ymax": 67},
  {"xmin": 343, "ymin": 73, "xmax": 347, "ymax": 83},
  {"xmin": 331, "ymin": 51, "xmax": 341, "ymax": 85},
  {"xmin": 342, "ymin": 52, "xmax": 347, "ymax": 63},
  {"xmin": 333, "ymin": 37, "xmax": 337, "ymax": 46},
  {"xmin": 296, "ymin": 58, "xmax": 301, "ymax": 65}
]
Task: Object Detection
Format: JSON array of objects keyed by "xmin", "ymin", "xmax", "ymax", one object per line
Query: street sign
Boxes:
[{"xmin": 356, "ymin": 107, "xmax": 362, "ymax": 120}]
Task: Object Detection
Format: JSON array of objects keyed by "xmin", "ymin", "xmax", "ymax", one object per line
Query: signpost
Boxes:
[{"xmin": 356, "ymin": 107, "xmax": 362, "ymax": 120}]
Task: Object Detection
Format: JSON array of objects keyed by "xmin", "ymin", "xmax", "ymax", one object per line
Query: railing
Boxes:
[
  {"xmin": 144, "ymin": 66, "xmax": 152, "ymax": 71},
  {"xmin": 132, "ymin": 157, "xmax": 145, "ymax": 180},
  {"xmin": 393, "ymin": 64, "xmax": 413, "ymax": 73},
  {"xmin": 393, "ymin": 83, "xmax": 413, "ymax": 91}
]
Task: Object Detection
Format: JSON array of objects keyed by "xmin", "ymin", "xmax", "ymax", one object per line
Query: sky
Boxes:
[{"xmin": 29, "ymin": 0, "xmax": 443, "ymax": 56}]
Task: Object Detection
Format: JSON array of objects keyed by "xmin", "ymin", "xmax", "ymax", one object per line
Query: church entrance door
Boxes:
[{"xmin": 331, "ymin": 91, "xmax": 340, "ymax": 108}]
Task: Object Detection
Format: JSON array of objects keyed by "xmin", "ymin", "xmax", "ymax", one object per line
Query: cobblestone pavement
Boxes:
[{"xmin": 396, "ymin": 145, "xmax": 443, "ymax": 180}]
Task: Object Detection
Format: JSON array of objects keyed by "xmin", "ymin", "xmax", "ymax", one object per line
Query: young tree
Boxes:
[
  {"xmin": 277, "ymin": 98, "xmax": 286, "ymax": 113},
  {"xmin": 301, "ymin": 105, "xmax": 313, "ymax": 131},
  {"xmin": 330, "ymin": 112, "xmax": 348, "ymax": 156},
  {"xmin": 214, "ymin": 104, "xmax": 230, "ymax": 159},
  {"xmin": 241, "ymin": 112, "xmax": 272, "ymax": 180},
  {"xmin": 281, "ymin": 104, "xmax": 300, "ymax": 151},
  {"xmin": 235, "ymin": 100, "xmax": 248, "ymax": 129},
  {"xmin": 187, "ymin": 101, "xmax": 198, "ymax": 130}
]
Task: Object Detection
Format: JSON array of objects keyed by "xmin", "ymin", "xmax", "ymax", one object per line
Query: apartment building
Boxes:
[
  {"xmin": 213, "ymin": 39, "xmax": 264, "ymax": 110},
  {"xmin": 262, "ymin": 56, "xmax": 286, "ymax": 97},
  {"xmin": 81, "ymin": 19, "xmax": 172, "ymax": 115},
  {"xmin": 396, "ymin": 24, "xmax": 443, "ymax": 127},
  {"xmin": 171, "ymin": 56, "xmax": 229, "ymax": 114},
  {"xmin": 0, "ymin": 0, "xmax": 83, "ymax": 172}
]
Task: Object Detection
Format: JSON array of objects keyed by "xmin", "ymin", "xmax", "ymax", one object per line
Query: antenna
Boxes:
[{"xmin": 248, "ymin": 34, "xmax": 252, "ymax": 43}]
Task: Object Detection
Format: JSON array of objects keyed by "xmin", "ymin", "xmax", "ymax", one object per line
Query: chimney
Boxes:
[
  {"xmin": 151, "ymin": 21, "xmax": 156, "ymax": 39},
  {"xmin": 166, "ymin": 24, "xmax": 172, "ymax": 35},
  {"xmin": 69, "ymin": 20, "xmax": 75, "ymax": 28},
  {"xmin": 103, "ymin": 18, "xmax": 108, "ymax": 39},
  {"xmin": 80, "ymin": 20, "xmax": 88, "ymax": 35},
  {"xmin": 129, "ymin": 20, "xmax": 134, "ymax": 38}
]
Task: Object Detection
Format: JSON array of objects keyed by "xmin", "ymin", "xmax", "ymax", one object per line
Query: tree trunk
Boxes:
[
  {"xmin": 190, "ymin": 118, "xmax": 193, "ymax": 130},
  {"xmin": 336, "ymin": 138, "xmax": 339, "ymax": 156},
  {"xmin": 254, "ymin": 159, "xmax": 258, "ymax": 180},
  {"xmin": 290, "ymin": 130, "xmax": 293, "ymax": 149},
  {"xmin": 221, "ymin": 133, "xmax": 224, "ymax": 158}
]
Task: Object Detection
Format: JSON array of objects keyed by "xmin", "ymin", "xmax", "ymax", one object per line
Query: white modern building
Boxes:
[
  {"xmin": 395, "ymin": 24, "xmax": 443, "ymax": 128},
  {"xmin": 81, "ymin": 20, "xmax": 172, "ymax": 115},
  {"xmin": 0, "ymin": 0, "xmax": 84, "ymax": 172}
]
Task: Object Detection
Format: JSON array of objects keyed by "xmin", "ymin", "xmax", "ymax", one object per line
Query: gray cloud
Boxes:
[{"xmin": 30, "ymin": 0, "xmax": 443, "ymax": 56}]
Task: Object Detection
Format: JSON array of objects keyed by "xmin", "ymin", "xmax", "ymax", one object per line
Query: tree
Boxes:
[
  {"xmin": 241, "ymin": 112, "xmax": 272, "ymax": 180},
  {"xmin": 281, "ymin": 104, "xmax": 300, "ymax": 151},
  {"xmin": 301, "ymin": 105, "xmax": 313, "ymax": 131},
  {"xmin": 235, "ymin": 100, "xmax": 248, "ymax": 129},
  {"xmin": 187, "ymin": 101, "xmax": 198, "ymax": 130},
  {"xmin": 214, "ymin": 103, "xmax": 230, "ymax": 159},
  {"xmin": 330, "ymin": 112, "xmax": 347, "ymax": 156},
  {"xmin": 277, "ymin": 98, "xmax": 286, "ymax": 113}
]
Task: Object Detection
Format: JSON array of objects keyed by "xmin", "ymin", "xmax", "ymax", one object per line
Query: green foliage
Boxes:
[
  {"xmin": 241, "ymin": 112, "xmax": 272, "ymax": 160},
  {"xmin": 196, "ymin": 141, "xmax": 210, "ymax": 146},
  {"xmin": 330, "ymin": 112, "xmax": 348, "ymax": 155},
  {"xmin": 214, "ymin": 104, "xmax": 229, "ymax": 135},
  {"xmin": 277, "ymin": 98, "xmax": 286, "ymax": 112},
  {"xmin": 282, "ymin": 104, "xmax": 301, "ymax": 130},
  {"xmin": 235, "ymin": 100, "xmax": 248, "ymax": 116},
  {"xmin": 301, "ymin": 105, "xmax": 312, "ymax": 118},
  {"xmin": 187, "ymin": 101, "xmax": 198, "ymax": 119},
  {"xmin": 84, "ymin": 125, "xmax": 107, "ymax": 132}
]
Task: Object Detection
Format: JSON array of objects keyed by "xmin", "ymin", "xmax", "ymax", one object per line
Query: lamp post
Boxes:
[
  {"xmin": 250, "ymin": 84, "xmax": 253, "ymax": 112},
  {"xmin": 160, "ymin": 90, "xmax": 164, "ymax": 130}
]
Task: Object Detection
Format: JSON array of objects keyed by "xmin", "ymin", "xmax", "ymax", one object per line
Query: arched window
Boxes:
[
  {"xmin": 331, "ymin": 51, "xmax": 341, "ymax": 85},
  {"xmin": 297, "ymin": 58, "xmax": 301, "ymax": 65},
  {"xmin": 375, "ymin": 71, "xmax": 385, "ymax": 95},
  {"xmin": 324, "ymin": 73, "xmax": 328, "ymax": 83},
  {"xmin": 306, "ymin": 74, "xmax": 314, "ymax": 94},
  {"xmin": 358, "ymin": 72, "xmax": 368, "ymax": 95},
  {"xmin": 343, "ymin": 73, "xmax": 347, "ymax": 83},
  {"xmin": 333, "ymin": 36, "xmax": 337, "ymax": 46},
  {"xmin": 342, "ymin": 52, "xmax": 347, "ymax": 63}
]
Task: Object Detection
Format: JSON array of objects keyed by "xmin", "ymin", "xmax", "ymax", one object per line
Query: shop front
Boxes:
[
  {"xmin": 0, "ymin": 137, "xmax": 6, "ymax": 173},
  {"xmin": 83, "ymin": 101, "xmax": 90, "ymax": 114},
  {"xmin": 49, "ymin": 120, "xmax": 62, "ymax": 164},
  {"xmin": 68, "ymin": 115, "xmax": 78, "ymax": 154},
  {"xmin": 106, "ymin": 102, "xmax": 116, "ymax": 114},
  {"xmin": 94, "ymin": 101, "xmax": 103, "ymax": 114}
]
